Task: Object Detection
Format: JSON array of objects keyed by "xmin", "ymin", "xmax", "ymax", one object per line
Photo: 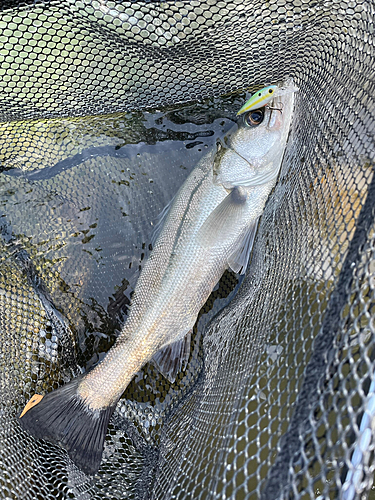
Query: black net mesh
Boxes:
[{"xmin": 0, "ymin": 0, "xmax": 374, "ymax": 499}]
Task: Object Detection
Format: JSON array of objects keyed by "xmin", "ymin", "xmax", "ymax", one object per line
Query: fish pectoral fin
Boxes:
[
  {"xmin": 227, "ymin": 217, "xmax": 259, "ymax": 274},
  {"xmin": 150, "ymin": 194, "xmax": 175, "ymax": 247},
  {"xmin": 152, "ymin": 331, "xmax": 192, "ymax": 383},
  {"xmin": 197, "ymin": 187, "xmax": 248, "ymax": 248}
]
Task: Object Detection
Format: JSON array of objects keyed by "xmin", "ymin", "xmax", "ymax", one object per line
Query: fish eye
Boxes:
[
  {"xmin": 269, "ymin": 89, "xmax": 274, "ymax": 94},
  {"xmin": 244, "ymin": 108, "xmax": 265, "ymax": 127}
]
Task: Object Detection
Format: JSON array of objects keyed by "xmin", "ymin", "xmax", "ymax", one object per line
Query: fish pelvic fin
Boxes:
[
  {"xmin": 19, "ymin": 377, "xmax": 117, "ymax": 476},
  {"xmin": 152, "ymin": 330, "xmax": 192, "ymax": 383},
  {"xmin": 227, "ymin": 217, "xmax": 259, "ymax": 275}
]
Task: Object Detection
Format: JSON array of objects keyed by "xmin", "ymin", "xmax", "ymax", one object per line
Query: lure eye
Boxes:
[{"xmin": 244, "ymin": 108, "xmax": 264, "ymax": 127}]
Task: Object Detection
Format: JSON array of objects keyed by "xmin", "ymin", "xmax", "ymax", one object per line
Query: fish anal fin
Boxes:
[
  {"xmin": 152, "ymin": 331, "xmax": 192, "ymax": 383},
  {"xmin": 19, "ymin": 377, "xmax": 117, "ymax": 476},
  {"xmin": 227, "ymin": 217, "xmax": 259, "ymax": 274},
  {"xmin": 151, "ymin": 195, "xmax": 175, "ymax": 247}
]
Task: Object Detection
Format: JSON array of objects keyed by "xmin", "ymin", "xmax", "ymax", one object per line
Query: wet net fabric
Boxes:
[{"xmin": 0, "ymin": 0, "xmax": 374, "ymax": 499}]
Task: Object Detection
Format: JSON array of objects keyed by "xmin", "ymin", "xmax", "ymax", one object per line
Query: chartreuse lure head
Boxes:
[{"xmin": 237, "ymin": 85, "xmax": 278, "ymax": 116}]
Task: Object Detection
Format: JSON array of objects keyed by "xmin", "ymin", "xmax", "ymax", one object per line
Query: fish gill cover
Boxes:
[{"xmin": 0, "ymin": 1, "xmax": 374, "ymax": 499}]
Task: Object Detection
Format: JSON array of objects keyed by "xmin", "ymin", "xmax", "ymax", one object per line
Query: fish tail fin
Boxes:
[{"xmin": 19, "ymin": 377, "xmax": 117, "ymax": 476}]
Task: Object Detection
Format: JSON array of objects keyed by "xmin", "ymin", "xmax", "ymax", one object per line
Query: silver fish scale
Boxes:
[
  {"xmin": 0, "ymin": 0, "xmax": 374, "ymax": 499},
  {"xmin": 79, "ymin": 97, "xmax": 293, "ymax": 412}
]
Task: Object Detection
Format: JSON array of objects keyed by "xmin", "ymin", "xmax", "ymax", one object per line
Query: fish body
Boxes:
[{"xmin": 19, "ymin": 81, "xmax": 297, "ymax": 475}]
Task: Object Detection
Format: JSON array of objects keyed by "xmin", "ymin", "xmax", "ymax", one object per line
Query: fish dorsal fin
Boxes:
[
  {"xmin": 152, "ymin": 331, "xmax": 191, "ymax": 383},
  {"xmin": 150, "ymin": 195, "xmax": 175, "ymax": 247},
  {"xmin": 227, "ymin": 217, "xmax": 259, "ymax": 274},
  {"xmin": 197, "ymin": 186, "xmax": 248, "ymax": 248}
]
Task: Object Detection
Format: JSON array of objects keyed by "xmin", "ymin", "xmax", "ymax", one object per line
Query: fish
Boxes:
[{"xmin": 19, "ymin": 80, "xmax": 297, "ymax": 476}]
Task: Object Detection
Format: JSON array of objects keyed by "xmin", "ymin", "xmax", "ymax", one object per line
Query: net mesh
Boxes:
[{"xmin": 0, "ymin": 0, "xmax": 374, "ymax": 499}]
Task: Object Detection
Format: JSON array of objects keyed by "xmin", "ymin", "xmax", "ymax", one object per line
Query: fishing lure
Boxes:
[{"xmin": 237, "ymin": 85, "xmax": 277, "ymax": 116}]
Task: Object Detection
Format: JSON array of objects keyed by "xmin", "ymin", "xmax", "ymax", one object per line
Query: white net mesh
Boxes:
[{"xmin": 0, "ymin": 0, "xmax": 374, "ymax": 498}]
